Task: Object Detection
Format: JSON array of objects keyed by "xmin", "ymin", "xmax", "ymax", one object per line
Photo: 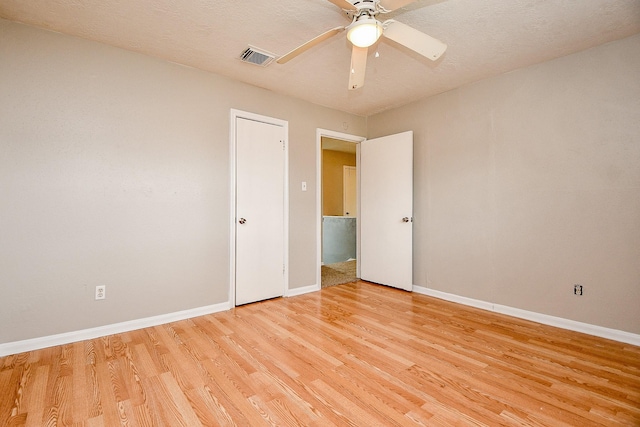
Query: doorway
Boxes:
[
  {"xmin": 316, "ymin": 129, "xmax": 414, "ymax": 292},
  {"xmin": 316, "ymin": 129, "xmax": 365, "ymax": 288}
]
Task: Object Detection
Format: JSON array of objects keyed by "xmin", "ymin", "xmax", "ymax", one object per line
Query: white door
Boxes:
[
  {"xmin": 235, "ymin": 116, "xmax": 286, "ymax": 305},
  {"xmin": 360, "ymin": 131, "xmax": 413, "ymax": 291},
  {"xmin": 343, "ymin": 166, "xmax": 357, "ymax": 217}
]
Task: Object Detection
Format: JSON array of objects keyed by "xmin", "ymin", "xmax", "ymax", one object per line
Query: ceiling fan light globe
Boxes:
[{"xmin": 347, "ymin": 20, "xmax": 382, "ymax": 48}]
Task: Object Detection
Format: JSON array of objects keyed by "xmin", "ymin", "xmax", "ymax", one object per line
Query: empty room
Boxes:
[{"xmin": 1, "ymin": 0, "xmax": 639, "ymax": 425}]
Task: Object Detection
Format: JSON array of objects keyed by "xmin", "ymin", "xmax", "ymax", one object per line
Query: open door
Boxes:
[{"xmin": 360, "ymin": 131, "xmax": 413, "ymax": 291}]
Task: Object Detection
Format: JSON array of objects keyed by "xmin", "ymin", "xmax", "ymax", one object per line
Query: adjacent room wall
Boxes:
[
  {"xmin": 0, "ymin": 19, "xmax": 366, "ymax": 344},
  {"xmin": 368, "ymin": 34, "xmax": 640, "ymax": 335},
  {"xmin": 322, "ymin": 150, "xmax": 356, "ymax": 216}
]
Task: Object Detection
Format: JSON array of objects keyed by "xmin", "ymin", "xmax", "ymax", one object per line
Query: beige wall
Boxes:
[
  {"xmin": 1, "ymin": 17, "xmax": 638, "ymax": 345},
  {"xmin": 368, "ymin": 34, "xmax": 640, "ymax": 334},
  {"xmin": 322, "ymin": 150, "xmax": 356, "ymax": 216},
  {"xmin": 0, "ymin": 19, "xmax": 366, "ymax": 343}
]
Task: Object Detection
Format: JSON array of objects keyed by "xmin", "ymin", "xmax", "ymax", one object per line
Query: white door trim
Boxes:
[
  {"xmin": 316, "ymin": 129, "xmax": 366, "ymax": 289},
  {"xmin": 230, "ymin": 109, "xmax": 289, "ymax": 307}
]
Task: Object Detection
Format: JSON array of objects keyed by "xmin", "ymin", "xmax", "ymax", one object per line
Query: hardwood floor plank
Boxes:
[
  {"xmin": 117, "ymin": 399, "xmax": 136, "ymax": 427},
  {"xmin": 39, "ymin": 344, "xmax": 75, "ymax": 426},
  {"xmin": 140, "ymin": 375, "xmax": 179, "ymax": 427},
  {"xmin": 329, "ymin": 364, "xmax": 422, "ymax": 426},
  {"xmin": 310, "ymin": 378, "xmax": 384, "ymax": 426},
  {"xmin": 338, "ymin": 353, "xmax": 428, "ymax": 412},
  {"xmin": 154, "ymin": 324, "xmax": 206, "ymax": 391},
  {"xmin": 237, "ymin": 340, "xmax": 340, "ymax": 425},
  {"xmin": 0, "ymin": 386, "xmax": 14, "ymax": 426},
  {"xmin": 117, "ymin": 344, "xmax": 146, "ymax": 408},
  {"xmin": 1, "ymin": 281, "xmax": 639, "ymax": 425},
  {"xmin": 94, "ymin": 353, "xmax": 123, "ymax": 426},
  {"xmin": 264, "ymin": 393, "xmax": 320, "ymax": 427},
  {"xmin": 158, "ymin": 371, "xmax": 203, "ymax": 426},
  {"xmin": 256, "ymin": 311, "xmax": 344, "ymax": 369},
  {"xmin": 71, "ymin": 342, "xmax": 89, "ymax": 422},
  {"xmin": 131, "ymin": 401, "xmax": 155, "ymax": 427},
  {"xmin": 23, "ymin": 365, "xmax": 48, "ymax": 427},
  {"xmin": 199, "ymin": 358, "xmax": 269, "ymax": 425},
  {"xmin": 129, "ymin": 343, "xmax": 160, "ymax": 382},
  {"xmin": 184, "ymin": 385, "xmax": 238, "ymax": 427}
]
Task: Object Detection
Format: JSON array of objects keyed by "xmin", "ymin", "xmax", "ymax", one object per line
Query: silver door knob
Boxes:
[
  {"xmin": 239, "ymin": 218, "xmax": 247, "ymax": 224},
  {"xmin": 402, "ymin": 217, "xmax": 410, "ymax": 223}
]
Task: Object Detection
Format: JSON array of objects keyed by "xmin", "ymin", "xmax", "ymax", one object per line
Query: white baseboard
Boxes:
[
  {"xmin": 413, "ymin": 286, "xmax": 640, "ymax": 346},
  {"xmin": 286, "ymin": 283, "xmax": 319, "ymax": 298},
  {"xmin": 6, "ymin": 286, "xmax": 636, "ymax": 357},
  {"xmin": 0, "ymin": 302, "xmax": 232, "ymax": 357}
]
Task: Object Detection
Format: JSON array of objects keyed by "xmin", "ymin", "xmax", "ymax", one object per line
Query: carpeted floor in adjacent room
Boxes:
[{"xmin": 321, "ymin": 259, "xmax": 357, "ymax": 288}]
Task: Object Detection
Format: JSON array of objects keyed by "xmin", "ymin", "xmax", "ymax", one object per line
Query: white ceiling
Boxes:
[{"xmin": 1, "ymin": 0, "xmax": 639, "ymax": 116}]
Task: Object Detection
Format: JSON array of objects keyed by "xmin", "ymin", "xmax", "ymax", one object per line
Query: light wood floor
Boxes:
[{"xmin": 1, "ymin": 281, "xmax": 639, "ymax": 426}]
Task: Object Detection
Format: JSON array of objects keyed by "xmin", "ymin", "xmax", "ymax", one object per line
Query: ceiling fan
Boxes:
[{"xmin": 276, "ymin": 0, "xmax": 447, "ymax": 90}]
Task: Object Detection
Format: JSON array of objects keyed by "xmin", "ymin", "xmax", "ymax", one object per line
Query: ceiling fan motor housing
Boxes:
[{"xmin": 349, "ymin": 0, "xmax": 380, "ymax": 18}]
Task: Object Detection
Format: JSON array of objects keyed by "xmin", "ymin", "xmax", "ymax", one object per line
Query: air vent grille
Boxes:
[{"xmin": 239, "ymin": 46, "xmax": 276, "ymax": 67}]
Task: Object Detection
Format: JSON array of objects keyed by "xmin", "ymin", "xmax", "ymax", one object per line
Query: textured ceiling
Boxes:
[{"xmin": 1, "ymin": 0, "xmax": 639, "ymax": 116}]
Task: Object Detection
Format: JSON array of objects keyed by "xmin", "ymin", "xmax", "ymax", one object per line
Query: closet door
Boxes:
[{"xmin": 235, "ymin": 116, "xmax": 286, "ymax": 305}]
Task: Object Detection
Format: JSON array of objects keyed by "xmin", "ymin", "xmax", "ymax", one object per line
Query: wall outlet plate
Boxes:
[{"xmin": 95, "ymin": 285, "xmax": 106, "ymax": 300}]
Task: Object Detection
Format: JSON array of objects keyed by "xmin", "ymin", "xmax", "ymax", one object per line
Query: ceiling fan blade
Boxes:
[
  {"xmin": 277, "ymin": 27, "xmax": 345, "ymax": 64},
  {"xmin": 383, "ymin": 20, "xmax": 447, "ymax": 61},
  {"xmin": 326, "ymin": 0, "xmax": 356, "ymax": 10},
  {"xmin": 348, "ymin": 45, "xmax": 368, "ymax": 90},
  {"xmin": 379, "ymin": 0, "xmax": 418, "ymax": 11}
]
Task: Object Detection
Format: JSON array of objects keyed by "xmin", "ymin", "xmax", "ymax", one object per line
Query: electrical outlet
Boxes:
[
  {"xmin": 573, "ymin": 284, "xmax": 583, "ymax": 296},
  {"xmin": 95, "ymin": 285, "xmax": 106, "ymax": 300}
]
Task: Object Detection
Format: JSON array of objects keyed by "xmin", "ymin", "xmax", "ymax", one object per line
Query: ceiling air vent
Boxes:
[{"xmin": 239, "ymin": 46, "xmax": 276, "ymax": 67}]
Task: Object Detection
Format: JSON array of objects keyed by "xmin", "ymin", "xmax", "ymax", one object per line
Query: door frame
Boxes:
[
  {"xmin": 230, "ymin": 109, "xmax": 289, "ymax": 307},
  {"xmin": 316, "ymin": 128, "xmax": 366, "ymax": 289}
]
